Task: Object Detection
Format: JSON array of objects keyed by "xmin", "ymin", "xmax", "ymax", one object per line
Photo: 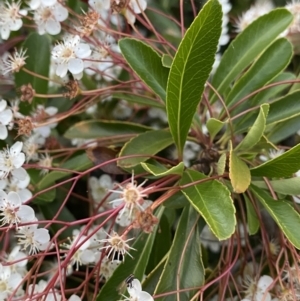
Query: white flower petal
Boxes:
[
  {"xmin": 11, "ymin": 167, "xmax": 27, "ymax": 180},
  {"xmin": 68, "ymin": 58, "xmax": 84, "ymax": 74},
  {"xmin": 75, "ymin": 43, "xmax": 91, "ymax": 58},
  {"xmin": 0, "ymin": 99, "xmax": 7, "ymax": 111},
  {"xmin": 0, "ymin": 124, "xmax": 8, "ymax": 140},
  {"xmin": 10, "ymin": 142, "xmax": 23, "ymax": 155},
  {"xmin": 18, "ymin": 205, "xmax": 35, "ymax": 222},
  {"xmin": 7, "ymin": 191, "xmax": 22, "ymax": 207},
  {"xmin": 46, "ymin": 19, "xmax": 61, "ymax": 35}
]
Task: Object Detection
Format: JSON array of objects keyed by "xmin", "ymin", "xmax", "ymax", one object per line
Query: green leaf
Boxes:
[
  {"xmin": 146, "ymin": 213, "xmax": 172, "ymax": 274},
  {"xmin": 251, "ymin": 185, "xmax": 300, "ymax": 249},
  {"xmin": 166, "ymin": 0, "xmax": 222, "ymax": 156},
  {"xmin": 141, "ymin": 162, "xmax": 184, "ymax": 177},
  {"xmin": 229, "ymin": 143, "xmax": 251, "ymax": 193},
  {"xmin": 113, "ymin": 93, "xmax": 165, "ymax": 109},
  {"xmin": 267, "ymin": 115, "xmax": 300, "ymax": 144},
  {"xmin": 236, "ymin": 104, "xmax": 269, "ymax": 151},
  {"xmin": 96, "ymin": 207, "xmax": 164, "ymax": 301},
  {"xmin": 15, "ymin": 33, "xmax": 51, "ymax": 106},
  {"xmin": 244, "ymin": 195, "xmax": 259, "ymax": 235},
  {"xmin": 211, "ymin": 8, "xmax": 293, "ymax": 102},
  {"xmin": 252, "ymin": 177, "xmax": 300, "ymax": 195},
  {"xmin": 226, "ymin": 38, "xmax": 292, "ymax": 108},
  {"xmin": 250, "ymin": 143, "xmax": 300, "ymax": 177},
  {"xmin": 64, "ymin": 120, "xmax": 151, "ymax": 139},
  {"xmin": 163, "ymin": 191, "xmax": 189, "ymax": 209},
  {"xmin": 154, "ymin": 205, "xmax": 205, "ymax": 301},
  {"xmin": 267, "ymin": 91, "xmax": 300, "ymax": 125},
  {"xmin": 118, "ymin": 130, "xmax": 174, "ymax": 168},
  {"xmin": 206, "ymin": 118, "xmax": 225, "ymax": 140},
  {"xmin": 119, "ymin": 38, "xmax": 169, "ymax": 101},
  {"xmin": 180, "ymin": 169, "xmax": 236, "ymax": 239},
  {"xmin": 252, "ymin": 72, "xmax": 296, "ymax": 105}
]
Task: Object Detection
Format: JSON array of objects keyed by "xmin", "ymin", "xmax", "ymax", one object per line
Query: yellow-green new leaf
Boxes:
[{"xmin": 229, "ymin": 143, "xmax": 251, "ymax": 193}]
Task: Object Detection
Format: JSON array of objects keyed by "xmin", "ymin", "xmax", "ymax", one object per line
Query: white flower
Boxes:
[
  {"xmin": 33, "ymin": 2, "xmax": 68, "ymax": 35},
  {"xmin": 23, "ymin": 133, "xmax": 45, "ymax": 162},
  {"xmin": 0, "ymin": 190, "xmax": 35, "ymax": 227},
  {"xmin": 0, "ymin": 263, "xmax": 23, "ymax": 300},
  {"xmin": 286, "ymin": 0, "xmax": 300, "ymax": 33},
  {"xmin": 89, "ymin": 0, "xmax": 110, "ymax": 12},
  {"xmin": 63, "ymin": 233, "xmax": 96, "ymax": 270},
  {"xmin": 5, "ymin": 246, "xmax": 28, "ymax": 276},
  {"xmin": 124, "ymin": 0, "xmax": 147, "ymax": 24},
  {"xmin": 2, "ymin": 48, "xmax": 28, "ymax": 74},
  {"xmin": 0, "ymin": 171, "xmax": 32, "ymax": 203},
  {"xmin": 98, "ymin": 231, "xmax": 136, "ymax": 262},
  {"xmin": 89, "ymin": 174, "xmax": 116, "ymax": 202},
  {"xmin": 122, "ymin": 277, "xmax": 153, "ymax": 301},
  {"xmin": 0, "ymin": 99, "xmax": 13, "ymax": 140},
  {"xmin": 16, "ymin": 224, "xmax": 51, "ymax": 254},
  {"xmin": 52, "ymin": 35, "xmax": 92, "ymax": 79},
  {"xmin": 218, "ymin": 0, "xmax": 231, "ymax": 47},
  {"xmin": 0, "ymin": 1, "xmax": 27, "ymax": 40},
  {"xmin": 0, "ymin": 141, "xmax": 27, "ymax": 180}
]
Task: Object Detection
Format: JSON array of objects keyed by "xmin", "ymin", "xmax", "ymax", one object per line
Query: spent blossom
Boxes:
[
  {"xmin": 110, "ymin": 173, "xmax": 152, "ymax": 225},
  {"xmin": 98, "ymin": 231, "xmax": 136, "ymax": 262},
  {"xmin": 0, "ymin": 0, "xmax": 27, "ymax": 40},
  {"xmin": 52, "ymin": 35, "xmax": 92, "ymax": 79}
]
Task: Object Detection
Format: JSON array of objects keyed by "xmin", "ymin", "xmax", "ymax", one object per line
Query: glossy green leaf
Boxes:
[
  {"xmin": 15, "ymin": 33, "xmax": 51, "ymax": 106},
  {"xmin": 229, "ymin": 144, "xmax": 251, "ymax": 193},
  {"xmin": 267, "ymin": 91, "xmax": 300, "ymax": 125},
  {"xmin": 118, "ymin": 130, "xmax": 173, "ymax": 168},
  {"xmin": 154, "ymin": 205, "xmax": 205, "ymax": 301},
  {"xmin": 96, "ymin": 207, "xmax": 164, "ymax": 301},
  {"xmin": 250, "ymin": 143, "xmax": 300, "ymax": 177},
  {"xmin": 206, "ymin": 118, "xmax": 225, "ymax": 140},
  {"xmin": 64, "ymin": 120, "xmax": 151, "ymax": 139},
  {"xmin": 119, "ymin": 38, "xmax": 169, "ymax": 101},
  {"xmin": 113, "ymin": 93, "xmax": 164, "ymax": 108},
  {"xmin": 252, "ymin": 72, "xmax": 296, "ymax": 105},
  {"xmin": 236, "ymin": 104, "xmax": 269, "ymax": 151},
  {"xmin": 211, "ymin": 8, "xmax": 293, "ymax": 102},
  {"xmin": 252, "ymin": 177, "xmax": 300, "ymax": 195},
  {"xmin": 251, "ymin": 185, "xmax": 300, "ymax": 249},
  {"xmin": 226, "ymin": 38, "xmax": 292, "ymax": 107},
  {"xmin": 267, "ymin": 115, "xmax": 300, "ymax": 144},
  {"xmin": 146, "ymin": 213, "xmax": 172, "ymax": 274},
  {"xmin": 180, "ymin": 169, "xmax": 236, "ymax": 239},
  {"xmin": 37, "ymin": 153, "xmax": 92, "ymax": 191},
  {"xmin": 166, "ymin": 0, "xmax": 222, "ymax": 156},
  {"xmin": 244, "ymin": 195, "xmax": 259, "ymax": 235},
  {"xmin": 141, "ymin": 162, "xmax": 184, "ymax": 177}
]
